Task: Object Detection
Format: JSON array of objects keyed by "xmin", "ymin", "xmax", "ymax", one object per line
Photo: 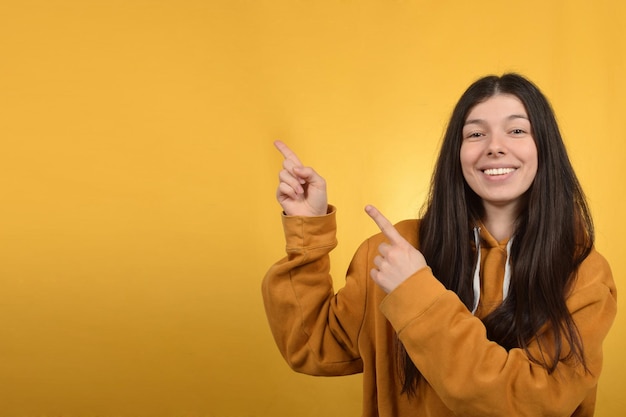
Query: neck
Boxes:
[{"xmin": 482, "ymin": 203, "xmax": 519, "ymax": 242}]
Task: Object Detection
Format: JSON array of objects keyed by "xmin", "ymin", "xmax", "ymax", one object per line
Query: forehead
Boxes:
[{"xmin": 465, "ymin": 94, "xmax": 528, "ymax": 122}]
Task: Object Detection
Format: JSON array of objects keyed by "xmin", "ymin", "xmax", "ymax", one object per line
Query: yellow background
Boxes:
[{"xmin": 0, "ymin": 1, "xmax": 623, "ymax": 416}]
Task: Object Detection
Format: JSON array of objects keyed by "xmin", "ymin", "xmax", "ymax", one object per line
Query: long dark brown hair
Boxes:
[{"xmin": 398, "ymin": 73, "xmax": 594, "ymax": 395}]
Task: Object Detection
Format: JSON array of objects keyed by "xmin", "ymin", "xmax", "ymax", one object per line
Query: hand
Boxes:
[
  {"xmin": 274, "ymin": 140, "xmax": 328, "ymax": 216},
  {"xmin": 365, "ymin": 205, "xmax": 427, "ymax": 293}
]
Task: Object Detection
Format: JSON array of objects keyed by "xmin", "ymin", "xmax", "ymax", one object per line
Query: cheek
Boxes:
[
  {"xmin": 459, "ymin": 144, "xmax": 477, "ymax": 178},
  {"xmin": 524, "ymin": 143, "xmax": 539, "ymax": 180}
]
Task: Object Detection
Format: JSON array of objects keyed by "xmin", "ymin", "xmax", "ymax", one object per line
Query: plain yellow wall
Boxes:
[{"xmin": 0, "ymin": 1, "xmax": 623, "ymax": 416}]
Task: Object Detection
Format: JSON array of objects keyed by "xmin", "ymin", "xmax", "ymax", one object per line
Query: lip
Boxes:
[
  {"xmin": 479, "ymin": 166, "xmax": 518, "ymax": 179},
  {"xmin": 479, "ymin": 164, "xmax": 518, "ymax": 170},
  {"xmin": 482, "ymin": 167, "xmax": 516, "ymax": 175}
]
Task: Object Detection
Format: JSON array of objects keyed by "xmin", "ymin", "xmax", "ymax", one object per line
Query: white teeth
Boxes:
[{"xmin": 483, "ymin": 168, "xmax": 515, "ymax": 176}]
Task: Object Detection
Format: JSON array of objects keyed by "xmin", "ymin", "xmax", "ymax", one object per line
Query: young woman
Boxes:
[{"xmin": 262, "ymin": 73, "xmax": 617, "ymax": 416}]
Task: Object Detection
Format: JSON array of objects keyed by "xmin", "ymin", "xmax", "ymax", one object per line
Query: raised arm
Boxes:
[{"xmin": 263, "ymin": 141, "xmax": 365, "ymax": 376}]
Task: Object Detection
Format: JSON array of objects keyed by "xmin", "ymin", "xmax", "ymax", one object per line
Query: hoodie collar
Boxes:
[{"xmin": 471, "ymin": 224, "xmax": 514, "ymax": 315}]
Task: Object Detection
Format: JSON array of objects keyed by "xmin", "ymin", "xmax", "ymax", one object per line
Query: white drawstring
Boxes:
[
  {"xmin": 471, "ymin": 227, "xmax": 513, "ymax": 315},
  {"xmin": 471, "ymin": 227, "xmax": 482, "ymax": 314}
]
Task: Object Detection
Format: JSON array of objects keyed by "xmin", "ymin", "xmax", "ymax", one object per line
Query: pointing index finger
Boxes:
[
  {"xmin": 274, "ymin": 140, "xmax": 303, "ymax": 167},
  {"xmin": 365, "ymin": 205, "xmax": 403, "ymax": 244}
]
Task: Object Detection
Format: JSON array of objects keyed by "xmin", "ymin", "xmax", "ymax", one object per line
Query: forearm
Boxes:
[
  {"xmin": 261, "ymin": 209, "xmax": 364, "ymax": 375},
  {"xmin": 380, "ymin": 264, "xmax": 616, "ymax": 416}
]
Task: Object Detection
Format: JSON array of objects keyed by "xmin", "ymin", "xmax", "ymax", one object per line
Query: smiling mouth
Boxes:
[{"xmin": 483, "ymin": 168, "xmax": 516, "ymax": 176}]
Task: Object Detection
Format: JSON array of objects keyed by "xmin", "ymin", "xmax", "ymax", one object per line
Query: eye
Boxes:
[
  {"xmin": 510, "ymin": 128, "xmax": 527, "ymax": 136},
  {"xmin": 464, "ymin": 132, "xmax": 484, "ymax": 140}
]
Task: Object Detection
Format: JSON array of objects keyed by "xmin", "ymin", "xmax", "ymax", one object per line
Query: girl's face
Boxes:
[{"xmin": 460, "ymin": 94, "xmax": 538, "ymax": 215}]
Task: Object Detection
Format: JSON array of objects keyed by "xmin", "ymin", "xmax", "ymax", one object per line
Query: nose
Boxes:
[{"xmin": 486, "ymin": 133, "xmax": 506, "ymax": 157}]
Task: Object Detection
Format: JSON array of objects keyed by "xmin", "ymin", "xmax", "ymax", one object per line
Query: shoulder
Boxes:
[
  {"xmin": 395, "ymin": 219, "xmax": 420, "ymax": 247},
  {"xmin": 570, "ymin": 248, "xmax": 617, "ymax": 300},
  {"xmin": 365, "ymin": 218, "xmax": 420, "ymax": 247},
  {"xmin": 577, "ymin": 249, "xmax": 613, "ymax": 284}
]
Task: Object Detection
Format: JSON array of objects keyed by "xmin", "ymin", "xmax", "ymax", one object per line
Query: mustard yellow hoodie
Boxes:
[{"xmin": 262, "ymin": 207, "xmax": 617, "ymax": 416}]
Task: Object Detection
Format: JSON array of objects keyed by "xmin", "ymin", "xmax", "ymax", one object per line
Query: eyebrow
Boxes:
[{"xmin": 464, "ymin": 114, "xmax": 530, "ymax": 126}]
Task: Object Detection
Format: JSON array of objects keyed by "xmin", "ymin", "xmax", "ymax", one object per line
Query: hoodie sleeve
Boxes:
[
  {"xmin": 380, "ymin": 250, "xmax": 617, "ymax": 417},
  {"xmin": 261, "ymin": 206, "xmax": 366, "ymax": 376}
]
